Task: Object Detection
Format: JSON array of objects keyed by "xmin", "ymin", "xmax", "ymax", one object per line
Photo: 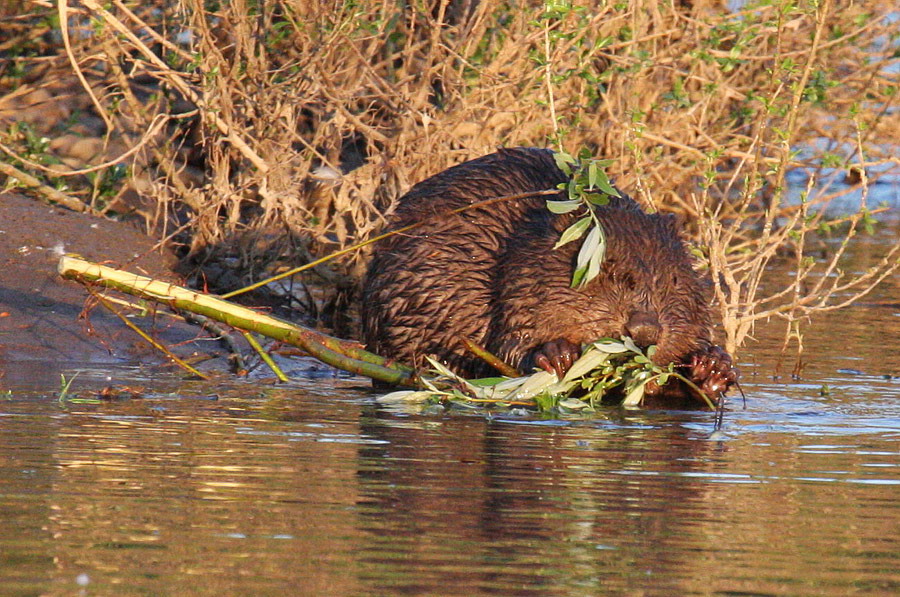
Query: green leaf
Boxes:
[
  {"xmin": 561, "ymin": 348, "xmax": 610, "ymax": 382},
  {"xmin": 558, "ymin": 398, "xmax": 592, "ymax": 410},
  {"xmin": 586, "ymin": 193, "xmax": 610, "ymax": 206},
  {"xmin": 553, "ymin": 216, "xmax": 592, "ymax": 249},
  {"xmin": 572, "ymin": 223, "xmax": 606, "ymax": 288},
  {"xmin": 571, "ymin": 264, "xmax": 587, "ymax": 289},
  {"xmin": 376, "ymin": 390, "xmax": 434, "ymax": 404},
  {"xmin": 590, "ymin": 340, "xmax": 629, "ymax": 353},
  {"xmin": 593, "ymin": 170, "xmax": 621, "ymax": 197},
  {"xmin": 426, "ymin": 357, "xmax": 459, "ymax": 379},
  {"xmin": 553, "ymin": 151, "xmax": 576, "ymax": 175},
  {"xmin": 622, "ymin": 336, "xmax": 641, "ymax": 353},
  {"xmin": 584, "ymin": 225, "xmax": 606, "ymax": 285},
  {"xmin": 576, "ymin": 224, "xmax": 602, "ymax": 271},
  {"xmin": 508, "ymin": 370, "xmax": 559, "ymax": 400},
  {"xmin": 469, "ymin": 377, "xmax": 509, "ymax": 387},
  {"xmin": 583, "ymin": 244, "xmax": 601, "ymax": 286},
  {"xmin": 622, "ymin": 382, "xmax": 646, "ymax": 406},
  {"xmin": 546, "ymin": 199, "xmax": 582, "ymax": 214}
]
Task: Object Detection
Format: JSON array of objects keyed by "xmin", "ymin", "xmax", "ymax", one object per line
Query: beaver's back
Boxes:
[{"xmin": 361, "ymin": 147, "xmax": 713, "ymax": 379}]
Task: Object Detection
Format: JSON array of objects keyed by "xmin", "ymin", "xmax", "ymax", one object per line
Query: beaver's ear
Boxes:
[{"xmin": 659, "ymin": 212, "xmax": 679, "ymax": 231}]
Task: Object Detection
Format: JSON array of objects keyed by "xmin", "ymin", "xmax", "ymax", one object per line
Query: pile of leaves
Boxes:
[{"xmin": 378, "ymin": 338, "xmax": 715, "ymax": 414}]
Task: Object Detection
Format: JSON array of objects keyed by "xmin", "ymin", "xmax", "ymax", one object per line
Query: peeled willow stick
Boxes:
[{"xmin": 58, "ymin": 255, "xmax": 415, "ymax": 385}]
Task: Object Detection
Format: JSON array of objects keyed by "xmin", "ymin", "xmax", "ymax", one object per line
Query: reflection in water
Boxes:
[
  {"xmin": 1, "ymin": 379, "xmax": 897, "ymax": 595},
  {"xmin": 355, "ymin": 414, "xmax": 726, "ymax": 595},
  {"xmin": 42, "ymin": 399, "xmax": 370, "ymax": 596}
]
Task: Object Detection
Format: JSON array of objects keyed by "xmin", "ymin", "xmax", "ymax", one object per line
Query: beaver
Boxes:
[{"xmin": 361, "ymin": 147, "xmax": 737, "ymax": 403}]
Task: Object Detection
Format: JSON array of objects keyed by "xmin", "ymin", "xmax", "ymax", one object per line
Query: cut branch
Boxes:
[{"xmin": 58, "ymin": 256, "xmax": 415, "ymax": 385}]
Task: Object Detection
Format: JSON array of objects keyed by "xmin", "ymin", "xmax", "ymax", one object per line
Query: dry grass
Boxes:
[{"xmin": 1, "ymin": 0, "xmax": 898, "ymax": 355}]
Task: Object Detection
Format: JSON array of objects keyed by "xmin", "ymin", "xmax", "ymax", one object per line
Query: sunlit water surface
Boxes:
[{"xmin": 1, "ymin": 231, "xmax": 898, "ymax": 596}]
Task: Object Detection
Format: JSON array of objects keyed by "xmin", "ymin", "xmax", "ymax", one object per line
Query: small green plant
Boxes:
[
  {"xmin": 57, "ymin": 372, "xmax": 79, "ymax": 403},
  {"xmin": 88, "ymin": 163, "xmax": 129, "ymax": 206},
  {"xmin": 57, "ymin": 372, "xmax": 102, "ymax": 405}
]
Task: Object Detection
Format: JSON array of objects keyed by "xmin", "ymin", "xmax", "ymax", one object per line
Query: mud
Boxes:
[{"xmin": 0, "ymin": 192, "xmax": 210, "ymax": 367}]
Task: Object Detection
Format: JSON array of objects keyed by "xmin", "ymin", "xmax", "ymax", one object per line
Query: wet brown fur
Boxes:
[{"xmin": 362, "ymin": 147, "xmax": 716, "ymax": 386}]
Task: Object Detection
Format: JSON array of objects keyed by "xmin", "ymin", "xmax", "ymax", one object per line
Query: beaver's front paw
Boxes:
[
  {"xmin": 689, "ymin": 345, "xmax": 738, "ymax": 400},
  {"xmin": 533, "ymin": 338, "xmax": 581, "ymax": 378}
]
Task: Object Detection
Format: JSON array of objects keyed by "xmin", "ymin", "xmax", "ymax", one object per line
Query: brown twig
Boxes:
[{"xmin": 0, "ymin": 161, "xmax": 96, "ymax": 214}]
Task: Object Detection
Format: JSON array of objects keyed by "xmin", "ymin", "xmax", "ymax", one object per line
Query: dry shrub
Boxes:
[{"xmin": 1, "ymin": 0, "xmax": 898, "ymax": 353}]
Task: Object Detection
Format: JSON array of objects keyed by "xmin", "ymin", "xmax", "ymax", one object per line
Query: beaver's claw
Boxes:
[
  {"xmin": 689, "ymin": 345, "xmax": 738, "ymax": 400},
  {"xmin": 533, "ymin": 338, "xmax": 581, "ymax": 378}
]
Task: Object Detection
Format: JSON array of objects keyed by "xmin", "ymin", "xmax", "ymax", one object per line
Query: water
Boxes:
[
  {"xmin": 1, "ymin": 241, "xmax": 898, "ymax": 596},
  {"xmin": 1, "ymin": 372, "xmax": 897, "ymax": 596}
]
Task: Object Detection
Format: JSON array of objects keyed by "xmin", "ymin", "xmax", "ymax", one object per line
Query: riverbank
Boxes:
[{"xmin": 0, "ymin": 192, "xmax": 211, "ymax": 373}]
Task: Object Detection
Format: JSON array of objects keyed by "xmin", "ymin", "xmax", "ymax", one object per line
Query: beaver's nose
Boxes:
[{"xmin": 625, "ymin": 310, "xmax": 661, "ymax": 348}]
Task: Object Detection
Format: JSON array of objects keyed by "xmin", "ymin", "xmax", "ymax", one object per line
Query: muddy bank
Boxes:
[{"xmin": 0, "ymin": 192, "xmax": 216, "ymax": 372}]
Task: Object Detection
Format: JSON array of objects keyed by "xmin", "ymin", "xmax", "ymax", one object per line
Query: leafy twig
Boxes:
[{"xmin": 549, "ymin": 150, "xmax": 621, "ymax": 288}]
